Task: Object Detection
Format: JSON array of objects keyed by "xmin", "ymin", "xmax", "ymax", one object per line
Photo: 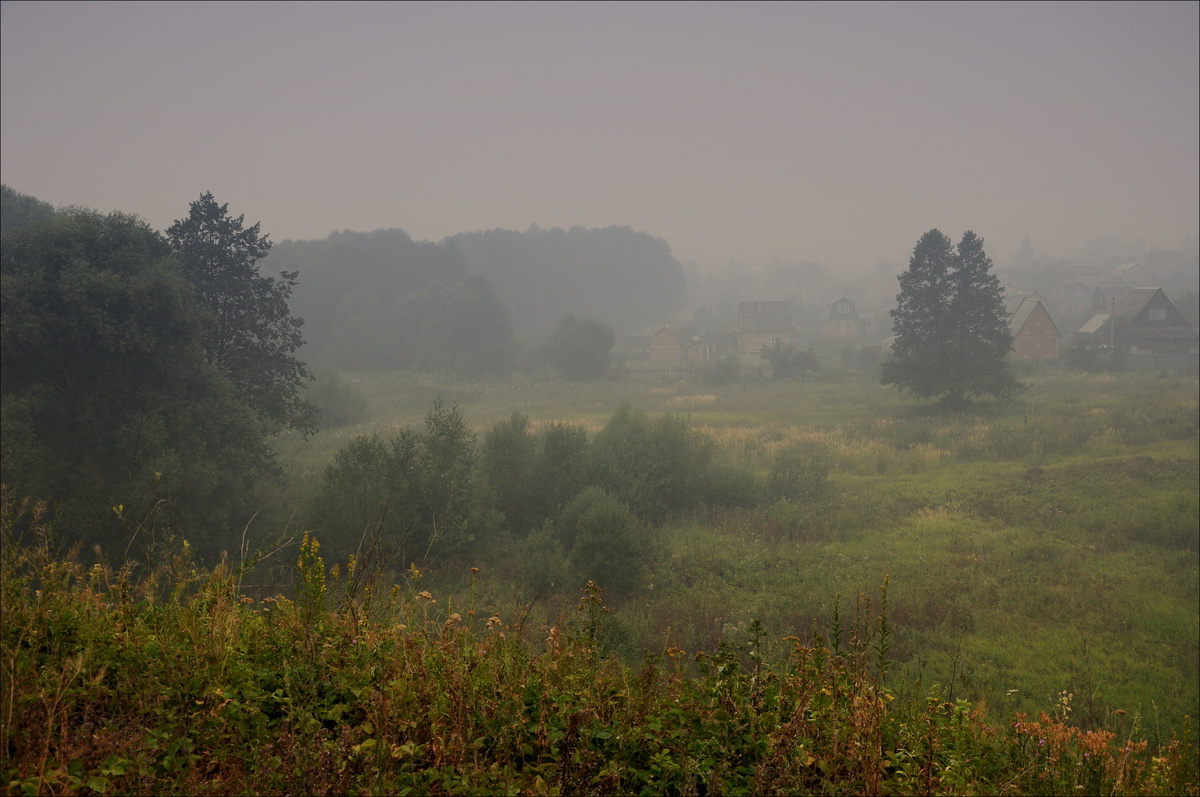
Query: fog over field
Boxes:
[
  {"xmin": 1, "ymin": 1, "xmax": 1197, "ymax": 274},
  {"xmin": 4, "ymin": 5, "xmax": 1200, "ymax": 792}
]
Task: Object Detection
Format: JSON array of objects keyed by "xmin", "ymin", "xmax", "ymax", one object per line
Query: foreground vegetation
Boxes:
[
  {"xmin": 4, "ymin": 369, "xmax": 1197, "ymax": 794},
  {"xmin": 3, "ymin": 504, "xmax": 1196, "ymax": 796}
]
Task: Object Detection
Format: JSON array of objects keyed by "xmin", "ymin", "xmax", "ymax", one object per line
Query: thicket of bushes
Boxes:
[{"xmin": 305, "ymin": 401, "xmax": 814, "ymax": 600}]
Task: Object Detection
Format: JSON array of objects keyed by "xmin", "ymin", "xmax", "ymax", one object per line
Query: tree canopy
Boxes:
[
  {"xmin": 323, "ymin": 274, "xmax": 517, "ymax": 377},
  {"xmin": 1, "ymin": 184, "xmax": 56, "ymax": 234},
  {"xmin": 167, "ymin": 192, "xmax": 317, "ymax": 434},
  {"xmin": 542, "ymin": 314, "xmax": 616, "ymax": 381},
  {"xmin": 449, "ymin": 225, "xmax": 687, "ymax": 343},
  {"xmin": 2, "ymin": 192, "xmax": 326, "ymax": 555},
  {"xmin": 266, "ymin": 229, "xmax": 469, "ymax": 352},
  {"xmin": 761, "ymin": 341, "xmax": 820, "ymax": 381},
  {"xmin": 881, "ymin": 229, "xmax": 1018, "ymax": 406},
  {"xmin": 1, "ymin": 210, "xmax": 269, "ymax": 551}
]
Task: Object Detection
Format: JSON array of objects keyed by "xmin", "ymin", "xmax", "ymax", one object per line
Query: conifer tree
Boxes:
[{"xmin": 882, "ymin": 229, "xmax": 1018, "ymax": 406}]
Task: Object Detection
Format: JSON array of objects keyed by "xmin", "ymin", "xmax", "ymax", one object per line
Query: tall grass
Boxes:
[{"xmin": 3, "ymin": 498, "xmax": 1195, "ymax": 795}]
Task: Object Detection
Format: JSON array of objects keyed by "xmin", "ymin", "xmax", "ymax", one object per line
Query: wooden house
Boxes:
[
  {"xmin": 822, "ymin": 297, "xmax": 861, "ymax": 337},
  {"xmin": 1077, "ymin": 287, "xmax": 1198, "ymax": 371},
  {"xmin": 1093, "ymin": 286, "xmax": 1132, "ymax": 315},
  {"xmin": 1142, "ymin": 250, "xmax": 1187, "ymax": 281},
  {"xmin": 1006, "ymin": 294, "xmax": 1061, "ymax": 360},
  {"xmin": 737, "ymin": 300, "xmax": 795, "ymax": 354},
  {"xmin": 1114, "ymin": 262, "xmax": 1149, "ymax": 284},
  {"xmin": 1049, "ymin": 281, "xmax": 1094, "ymax": 327},
  {"xmin": 647, "ymin": 326, "xmax": 682, "ymax": 362}
]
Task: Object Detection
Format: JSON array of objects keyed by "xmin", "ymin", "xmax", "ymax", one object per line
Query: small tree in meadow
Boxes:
[{"xmin": 588, "ymin": 404, "xmax": 716, "ymax": 522}]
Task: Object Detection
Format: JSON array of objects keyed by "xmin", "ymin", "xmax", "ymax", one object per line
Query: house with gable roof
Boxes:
[
  {"xmin": 1077, "ymin": 287, "xmax": 1198, "ymax": 371},
  {"xmin": 1142, "ymin": 250, "xmax": 1186, "ymax": 281},
  {"xmin": 1006, "ymin": 294, "xmax": 1061, "ymax": 360},
  {"xmin": 823, "ymin": 297, "xmax": 861, "ymax": 337},
  {"xmin": 647, "ymin": 326, "xmax": 682, "ymax": 362},
  {"xmin": 1048, "ymin": 281, "xmax": 1094, "ymax": 330}
]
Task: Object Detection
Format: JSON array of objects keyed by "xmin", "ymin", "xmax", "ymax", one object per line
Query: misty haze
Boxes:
[{"xmin": 1, "ymin": 2, "xmax": 1197, "ymax": 794}]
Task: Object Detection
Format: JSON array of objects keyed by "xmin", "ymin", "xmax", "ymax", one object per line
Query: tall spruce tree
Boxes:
[
  {"xmin": 882, "ymin": 229, "xmax": 1018, "ymax": 406},
  {"xmin": 947, "ymin": 230, "xmax": 1019, "ymax": 401}
]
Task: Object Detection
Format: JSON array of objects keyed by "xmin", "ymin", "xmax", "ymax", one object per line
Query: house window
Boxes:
[
  {"xmin": 1148, "ymin": 308, "xmax": 1167, "ymax": 321},
  {"xmin": 836, "ymin": 302, "xmax": 850, "ymax": 315}
]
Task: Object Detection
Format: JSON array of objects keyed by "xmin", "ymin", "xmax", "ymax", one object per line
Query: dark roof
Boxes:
[
  {"xmin": 1094, "ymin": 286, "xmax": 1133, "ymax": 307},
  {"xmin": 827, "ymin": 297, "xmax": 858, "ymax": 320},
  {"xmin": 1051, "ymin": 281, "xmax": 1092, "ymax": 300},
  {"xmin": 1007, "ymin": 297, "xmax": 1037, "ymax": 332}
]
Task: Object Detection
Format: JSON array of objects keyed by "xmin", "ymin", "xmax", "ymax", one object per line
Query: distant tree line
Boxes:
[{"xmin": 267, "ymin": 224, "xmax": 686, "ymax": 377}]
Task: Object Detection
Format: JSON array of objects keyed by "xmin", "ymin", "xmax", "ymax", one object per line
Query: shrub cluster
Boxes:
[
  {"xmin": 308, "ymin": 399, "xmax": 476, "ymax": 567},
  {"xmin": 311, "ymin": 402, "xmax": 794, "ymax": 599}
]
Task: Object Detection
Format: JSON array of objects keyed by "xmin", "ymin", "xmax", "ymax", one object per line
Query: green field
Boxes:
[
  {"xmin": 5, "ymin": 368, "xmax": 1198, "ymax": 795},
  {"xmin": 272, "ymin": 369, "xmax": 1199, "ymax": 743}
]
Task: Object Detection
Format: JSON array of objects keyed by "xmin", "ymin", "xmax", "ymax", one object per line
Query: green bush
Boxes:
[
  {"xmin": 479, "ymin": 415, "xmax": 592, "ymax": 537},
  {"xmin": 309, "ymin": 430, "xmax": 423, "ymax": 559},
  {"xmin": 588, "ymin": 404, "xmax": 718, "ymax": 522},
  {"xmin": 308, "ymin": 400, "xmax": 475, "ymax": 564},
  {"xmin": 701, "ymin": 463, "xmax": 762, "ymax": 509},
  {"xmin": 534, "ymin": 421, "xmax": 591, "ymax": 518},
  {"xmin": 559, "ymin": 487, "xmax": 650, "ymax": 599},
  {"xmin": 516, "ymin": 522, "xmax": 570, "ymax": 595},
  {"xmin": 479, "ymin": 412, "xmax": 539, "ymax": 535}
]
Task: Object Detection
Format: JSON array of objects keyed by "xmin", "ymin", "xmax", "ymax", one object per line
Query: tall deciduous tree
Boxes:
[
  {"xmin": 882, "ymin": 229, "xmax": 1018, "ymax": 406},
  {"xmin": 167, "ymin": 192, "xmax": 317, "ymax": 434},
  {"xmin": 1, "ymin": 210, "xmax": 268, "ymax": 551}
]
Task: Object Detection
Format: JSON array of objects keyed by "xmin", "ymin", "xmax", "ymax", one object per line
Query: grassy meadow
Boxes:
[
  {"xmin": 4, "ymin": 367, "xmax": 1198, "ymax": 795},
  {"xmin": 274, "ymin": 369, "xmax": 1199, "ymax": 743}
]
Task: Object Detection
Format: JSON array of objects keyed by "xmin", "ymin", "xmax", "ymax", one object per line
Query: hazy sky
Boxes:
[{"xmin": 2, "ymin": 1, "xmax": 1197, "ymax": 272}]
